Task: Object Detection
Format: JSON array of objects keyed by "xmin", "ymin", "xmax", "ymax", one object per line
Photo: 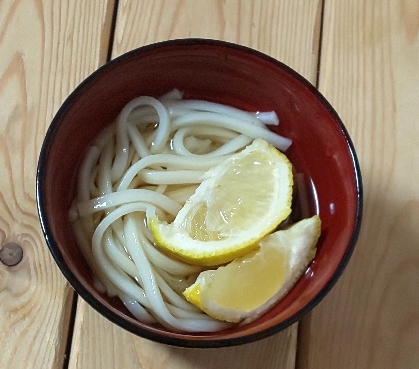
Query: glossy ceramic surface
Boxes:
[{"xmin": 37, "ymin": 39, "xmax": 362, "ymax": 348}]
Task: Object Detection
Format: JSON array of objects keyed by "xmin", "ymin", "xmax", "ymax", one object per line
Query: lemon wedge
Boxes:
[
  {"xmin": 149, "ymin": 139, "xmax": 293, "ymax": 266},
  {"xmin": 183, "ymin": 215, "xmax": 321, "ymax": 323}
]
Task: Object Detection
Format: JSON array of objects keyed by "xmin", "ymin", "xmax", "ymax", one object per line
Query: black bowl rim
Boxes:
[{"xmin": 36, "ymin": 38, "xmax": 363, "ymax": 348}]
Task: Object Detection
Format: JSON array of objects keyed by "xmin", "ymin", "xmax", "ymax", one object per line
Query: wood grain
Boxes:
[
  {"xmin": 298, "ymin": 0, "xmax": 419, "ymax": 368},
  {"xmin": 112, "ymin": 0, "xmax": 323, "ymax": 81},
  {"xmin": 70, "ymin": 300, "xmax": 298, "ymax": 369},
  {"xmin": 69, "ymin": 0, "xmax": 323, "ymax": 368},
  {"xmin": 0, "ymin": 1, "xmax": 114, "ymax": 368}
]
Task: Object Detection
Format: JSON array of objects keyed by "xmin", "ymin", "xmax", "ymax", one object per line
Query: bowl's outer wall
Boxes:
[{"xmin": 38, "ymin": 40, "xmax": 361, "ymax": 346}]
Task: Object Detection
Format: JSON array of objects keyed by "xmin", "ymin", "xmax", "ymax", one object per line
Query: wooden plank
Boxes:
[
  {"xmin": 71, "ymin": 301, "xmax": 298, "ymax": 368},
  {"xmin": 0, "ymin": 1, "xmax": 114, "ymax": 368},
  {"xmin": 112, "ymin": 0, "xmax": 323, "ymax": 81},
  {"xmin": 68, "ymin": 0, "xmax": 324, "ymax": 368},
  {"xmin": 297, "ymin": 0, "xmax": 419, "ymax": 368}
]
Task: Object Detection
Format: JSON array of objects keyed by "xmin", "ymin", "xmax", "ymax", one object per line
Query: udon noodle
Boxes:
[{"xmin": 69, "ymin": 89, "xmax": 292, "ymax": 332}]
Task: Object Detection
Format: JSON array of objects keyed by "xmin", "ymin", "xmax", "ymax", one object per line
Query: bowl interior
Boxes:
[{"xmin": 37, "ymin": 40, "xmax": 361, "ymax": 347}]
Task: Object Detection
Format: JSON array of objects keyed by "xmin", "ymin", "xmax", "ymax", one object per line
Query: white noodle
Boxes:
[
  {"xmin": 75, "ymin": 189, "xmax": 181, "ymax": 217},
  {"xmin": 70, "ymin": 90, "xmax": 292, "ymax": 332},
  {"xmin": 255, "ymin": 111, "xmax": 279, "ymax": 125},
  {"xmin": 173, "ymin": 111, "xmax": 292, "ymax": 151},
  {"xmin": 165, "ymin": 99, "xmax": 270, "ymax": 128},
  {"xmin": 117, "ymin": 154, "xmax": 227, "ymax": 191},
  {"xmin": 138, "ymin": 169, "xmax": 206, "ymax": 185},
  {"xmin": 127, "ymin": 123, "xmax": 150, "ymax": 158}
]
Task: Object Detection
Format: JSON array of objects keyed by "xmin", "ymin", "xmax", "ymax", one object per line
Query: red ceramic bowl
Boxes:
[{"xmin": 36, "ymin": 39, "xmax": 362, "ymax": 348}]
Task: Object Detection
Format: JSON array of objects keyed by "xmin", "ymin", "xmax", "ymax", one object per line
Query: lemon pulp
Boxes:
[
  {"xmin": 196, "ymin": 247, "xmax": 289, "ymax": 312},
  {"xmin": 186, "ymin": 150, "xmax": 276, "ymax": 241}
]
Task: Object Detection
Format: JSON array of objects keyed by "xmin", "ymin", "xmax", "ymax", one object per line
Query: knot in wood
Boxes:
[{"xmin": 0, "ymin": 243, "xmax": 24, "ymax": 266}]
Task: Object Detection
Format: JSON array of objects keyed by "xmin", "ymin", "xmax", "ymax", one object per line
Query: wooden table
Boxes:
[{"xmin": 1, "ymin": 1, "xmax": 418, "ymax": 368}]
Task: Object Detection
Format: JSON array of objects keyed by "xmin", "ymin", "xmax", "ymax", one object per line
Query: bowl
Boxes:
[{"xmin": 36, "ymin": 39, "xmax": 362, "ymax": 348}]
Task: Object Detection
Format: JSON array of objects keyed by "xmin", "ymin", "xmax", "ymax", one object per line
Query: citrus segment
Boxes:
[
  {"xmin": 149, "ymin": 139, "xmax": 293, "ymax": 266},
  {"xmin": 183, "ymin": 215, "xmax": 321, "ymax": 323}
]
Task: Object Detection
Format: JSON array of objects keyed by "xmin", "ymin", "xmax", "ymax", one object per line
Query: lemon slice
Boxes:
[
  {"xmin": 149, "ymin": 139, "xmax": 293, "ymax": 266},
  {"xmin": 183, "ymin": 215, "xmax": 321, "ymax": 323}
]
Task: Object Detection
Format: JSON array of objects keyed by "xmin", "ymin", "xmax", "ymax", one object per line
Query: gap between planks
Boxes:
[
  {"xmin": 295, "ymin": 0, "xmax": 325, "ymax": 367},
  {"xmin": 61, "ymin": 1, "xmax": 120, "ymax": 368}
]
